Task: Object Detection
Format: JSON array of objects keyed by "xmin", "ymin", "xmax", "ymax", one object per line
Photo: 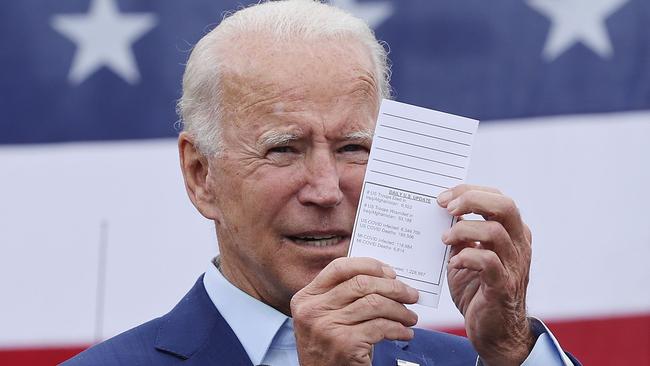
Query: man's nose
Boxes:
[{"xmin": 297, "ymin": 151, "xmax": 344, "ymax": 208}]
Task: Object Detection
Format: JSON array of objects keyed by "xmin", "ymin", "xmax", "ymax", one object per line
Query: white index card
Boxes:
[{"xmin": 348, "ymin": 99, "xmax": 479, "ymax": 307}]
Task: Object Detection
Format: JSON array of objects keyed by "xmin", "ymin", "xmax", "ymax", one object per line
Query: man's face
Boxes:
[{"xmin": 205, "ymin": 37, "xmax": 379, "ymax": 312}]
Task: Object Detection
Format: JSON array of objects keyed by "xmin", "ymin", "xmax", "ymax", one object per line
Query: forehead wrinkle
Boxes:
[
  {"xmin": 348, "ymin": 69, "xmax": 379, "ymax": 100},
  {"xmin": 220, "ymin": 67, "xmax": 304, "ymax": 121},
  {"xmin": 239, "ymin": 85, "xmax": 307, "ymax": 116},
  {"xmin": 232, "ymin": 84, "xmax": 290, "ymax": 120}
]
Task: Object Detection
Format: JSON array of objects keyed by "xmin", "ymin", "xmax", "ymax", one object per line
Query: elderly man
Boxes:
[{"xmin": 64, "ymin": 1, "xmax": 579, "ymax": 365}]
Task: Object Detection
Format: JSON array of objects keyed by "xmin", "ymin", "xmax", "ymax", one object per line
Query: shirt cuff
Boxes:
[{"xmin": 475, "ymin": 317, "xmax": 574, "ymax": 366}]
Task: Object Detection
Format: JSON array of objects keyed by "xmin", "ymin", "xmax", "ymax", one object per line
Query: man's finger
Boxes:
[
  {"xmin": 442, "ymin": 220, "xmax": 515, "ymax": 264},
  {"xmin": 324, "ymin": 275, "xmax": 419, "ymax": 307},
  {"xmin": 448, "ymin": 247, "xmax": 506, "ymax": 288},
  {"xmin": 436, "ymin": 184, "xmax": 501, "ymax": 206},
  {"xmin": 355, "ymin": 318, "xmax": 415, "ymax": 344},
  {"xmin": 304, "ymin": 257, "xmax": 394, "ymax": 294},
  {"xmin": 337, "ymin": 294, "xmax": 418, "ymax": 326},
  {"xmin": 444, "ymin": 190, "xmax": 525, "ymax": 241}
]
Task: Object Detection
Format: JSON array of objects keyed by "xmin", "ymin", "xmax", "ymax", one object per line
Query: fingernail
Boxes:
[
  {"xmin": 441, "ymin": 228, "xmax": 451, "ymax": 243},
  {"xmin": 448, "ymin": 256, "xmax": 458, "ymax": 267},
  {"xmin": 447, "ymin": 198, "xmax": 459, "ymax": 213},
  {"xmin": 437, "ymin": 190, "xmax": 453, "ymax": 205},
  {"xmin": 382, "ymin": 265, "xmax": 396, "ymax": 278},
  {"xmin": 408, "ymin": 286, "xmax": 419, "ymax": 299}
]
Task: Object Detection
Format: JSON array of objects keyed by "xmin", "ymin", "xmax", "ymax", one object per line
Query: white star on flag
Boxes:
[
  {"xmin": 527, "ymin": 0, "xmax": 629, "ymax": 61},
  {"xmin": 51, "ymin": 0, "xmax": 157, "ymax": 85},
  {"xmin": 330, "ymin": 0, "xmax": 393, "ymax": 29}
]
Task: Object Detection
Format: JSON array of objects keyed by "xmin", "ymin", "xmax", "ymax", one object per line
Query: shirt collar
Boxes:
[{"xmin": 203, "ymin": 260, "xmax": 288, "ymax": 365}]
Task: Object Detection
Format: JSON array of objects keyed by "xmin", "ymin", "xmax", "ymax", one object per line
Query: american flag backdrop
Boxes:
[{"xmin": 1, "ymin": 0, "xmax": 648, "ymax": 365}]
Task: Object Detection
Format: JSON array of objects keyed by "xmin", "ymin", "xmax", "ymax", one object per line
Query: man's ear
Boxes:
[{"xmin": 178, "ymin": 132, "xmax": 222, "ymax": 221}]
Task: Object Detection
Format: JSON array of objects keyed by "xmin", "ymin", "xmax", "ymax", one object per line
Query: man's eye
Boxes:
[
  {"xmin": 339, "ymin": 144, "xmax": 367, "ymax": 153},
  {"xmin": 268, "ymin": 146, "xmax": 295, "ymax": 154}
]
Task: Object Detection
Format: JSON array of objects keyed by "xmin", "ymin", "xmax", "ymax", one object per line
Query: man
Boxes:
[{"xmin": 64, "ymin": 1, "xmax": 579, "ymax": 365}]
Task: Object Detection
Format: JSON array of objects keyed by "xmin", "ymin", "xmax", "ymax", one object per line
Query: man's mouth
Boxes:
[{"xmin": 287, "ymin": 234, "xmax": 345, "ymax": 247}]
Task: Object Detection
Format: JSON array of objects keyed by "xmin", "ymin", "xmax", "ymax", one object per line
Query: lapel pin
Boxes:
[{"xmin": 397, "ymin": 359, "xmax": 420, "ymax": 366}]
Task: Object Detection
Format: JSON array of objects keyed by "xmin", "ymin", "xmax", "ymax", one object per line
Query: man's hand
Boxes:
[
  {"xmin": 290, "ymin": 257, "xmax": 419, "ymax": 366},
  {"xmin": 438, "ymin": 184, "xmax": 534, "ymax": 366}
]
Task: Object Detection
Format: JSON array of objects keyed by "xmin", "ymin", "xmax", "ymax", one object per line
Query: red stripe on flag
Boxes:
[
  {"xmin": 0, "ymin": 345, "xmax": 86, "ymax": 366},
  {"xmin": 1, "ymin": 313, "xmax": 648, "ymax": 365},
  {"xmin": 437, "ymin": 313, "xmax": 650, "ymax": 366},
  {"xmin": 546, "ymin": 313, "xmax": 650, "ymax": 365}
]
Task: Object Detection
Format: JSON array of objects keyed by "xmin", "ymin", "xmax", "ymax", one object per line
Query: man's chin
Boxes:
[
  {"xmin": 285, "ymin": 257, "xmax": 345, "ymax": 293},
  {"xmin": 270, "ymin": 237, "xmax": 351, "ymax": 305}
]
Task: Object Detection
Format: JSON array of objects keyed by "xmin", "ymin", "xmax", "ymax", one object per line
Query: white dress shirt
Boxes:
[{"xmin": 202, "ymin": 261, "xmax": 573, "ymax": 366}]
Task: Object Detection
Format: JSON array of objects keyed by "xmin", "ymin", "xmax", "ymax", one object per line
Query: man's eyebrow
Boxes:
[
  {"xmin": 257, "ymin": 130, "xmax": 302, "ymax": 148},
  {"xmin": 343, "ymin": 129, "xmax": 374, "ymax": 142}
]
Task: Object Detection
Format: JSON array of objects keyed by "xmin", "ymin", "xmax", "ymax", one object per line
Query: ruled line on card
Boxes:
[
  {"xmin": 374, "ymin": 159, "xmax": 463, "ymax": 180},
  {"xmin": 381, "ymin": 124, "xmax": 470, "ymax": 146},
  {"xmin": 374, "ymin": 147, "xmax": 465, "ymax": 169},
  {"xmin": 382, "ymin": 112, "xmax": 474, "ymax": 135},
  {"xmin": 377, "ymin": 136, "xmax": 469, "ymax": 158},
  {"xmin": 369, "ymin": 170, "xmax": 450, "ymax": 189}
]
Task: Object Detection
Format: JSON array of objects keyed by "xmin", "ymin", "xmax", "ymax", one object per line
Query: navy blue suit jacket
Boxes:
[
  {"xmin": 62, "ymin": 276, "xmax": 576, "ymax": 365},
  {"xmin": 62, "ymin": 276, "xmax": 476, "ymax": 365}
]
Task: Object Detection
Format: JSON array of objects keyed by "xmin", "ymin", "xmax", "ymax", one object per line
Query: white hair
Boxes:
[{"xmin": 177, "ymin": 0, "xmax": 391, "ymax": 156}]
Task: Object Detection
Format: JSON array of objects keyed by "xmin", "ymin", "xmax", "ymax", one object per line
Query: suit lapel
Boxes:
[{"xmin": 154, "ymin": 275, "xmax": 254, "ymax": 365}]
